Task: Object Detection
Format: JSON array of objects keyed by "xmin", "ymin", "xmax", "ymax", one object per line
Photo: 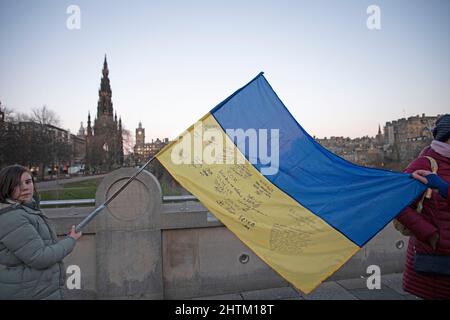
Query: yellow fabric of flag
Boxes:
[{"xmin": 157, "ymin": 113, "xmax": 359, "ymax": 294}]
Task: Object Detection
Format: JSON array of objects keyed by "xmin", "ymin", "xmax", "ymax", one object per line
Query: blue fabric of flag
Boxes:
[{"xmin": 211, "ymin": 73, "xmax": 426, "ymax": 247}]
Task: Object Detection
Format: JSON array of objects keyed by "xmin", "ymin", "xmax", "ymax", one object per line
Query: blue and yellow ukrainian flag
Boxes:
[{"xmin": 156, "ymin": 73, "xmax": 426, "ymax": 294}]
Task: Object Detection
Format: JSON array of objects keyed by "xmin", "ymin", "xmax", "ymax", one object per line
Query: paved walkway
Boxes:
[
  {"xmin": 62, "ymin": 272, "xmax": 421, "ymax": 300},
  {"xmin": 192, "ymin": 273, "xmax": 421, "ymax": 300}
]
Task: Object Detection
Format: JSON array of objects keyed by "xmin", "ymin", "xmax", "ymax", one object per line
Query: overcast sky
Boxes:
[{"xmin": 1, "ymin": 0, "xmax": 449, "ymax": 142}]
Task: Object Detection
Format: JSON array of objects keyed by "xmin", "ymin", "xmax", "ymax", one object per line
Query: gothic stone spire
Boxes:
[{"xmin": 97, "ymin": 55, "xmax": 113, "ymax": 116}]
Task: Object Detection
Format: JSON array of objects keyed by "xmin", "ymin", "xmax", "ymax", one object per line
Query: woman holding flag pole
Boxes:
[{"xmin": 0, "ymin": 165, "xmax": 82, "ymax": 299}]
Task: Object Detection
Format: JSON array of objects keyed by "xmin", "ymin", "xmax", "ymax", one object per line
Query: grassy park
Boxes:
[
  {"xmin": 38, "ymin": 176, "xmax": 182, "ymax": 202},
  {"xmin": 38, "ymin": 179, "xmax": 101, "ymax": 201}
]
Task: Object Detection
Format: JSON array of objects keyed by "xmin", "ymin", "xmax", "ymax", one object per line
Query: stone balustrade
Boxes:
[{"xmin": 45, "ymin": 168, "xmax": 409, "ymax": 299}]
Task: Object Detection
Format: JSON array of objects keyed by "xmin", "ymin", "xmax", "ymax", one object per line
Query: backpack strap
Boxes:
[
  {"xmin": 425, "ymin": 156, "xmax": 439, "ymax": 173},
  {"xmin": 417, "ymin": 156, "xmax": 438, "ymax": 213},
  {"xmin": 393, "ymin": 156, "xmax": 439, "ymax": 235}
]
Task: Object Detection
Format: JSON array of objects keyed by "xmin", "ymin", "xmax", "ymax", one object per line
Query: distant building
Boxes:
[
  {"xmin": 317, "ymin": 134, "xmax": 384, "ymax": 167},
  {"xmin": 316, "ymin": 114, "xmax": 439, "ymax": 169},
  {"xmin": 0, "ymin": 118, "xmax": 86, "ymax": 176},
  {"xmin": 85, "ymin": 56, "xmax": 124, "ymax": 172},
  {"xmin": 70, "ymin": 134, "xmax": 86, "ymax": 167},
  {"xmin": 74, "ymin": 122, "xmax": 87, "ymax": 165},
  {"xmin": 133, "ymin": 122, "xmax": 169, "ymax": 165},
  {"xmin": 383, "ymin": 114, "xmax": 436, "ymax": 164},
  {"xmin": 78, "ymin": 122, "xmax": 86, "ymax": 137}
]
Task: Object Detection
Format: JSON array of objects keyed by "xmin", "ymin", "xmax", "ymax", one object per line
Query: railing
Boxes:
[
  {"xmin": 40, "ymin": 195, "xmax": 219, "ymax": 222},
  {"xmin": 163, "ymin": 195, "xmax": 197, "ymax": 202},
  {"xmin": 40, "ymin": 199, "xmax": 96, "ymax": 206},
  {"xmin": 40, "ymin": 195, "xmax": 198, "ymax": 207}
]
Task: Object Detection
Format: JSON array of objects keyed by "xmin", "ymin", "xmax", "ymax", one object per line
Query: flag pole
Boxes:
[{"xmin": 75, "ymin": 155, "xmax": 156, "ymax": 233}]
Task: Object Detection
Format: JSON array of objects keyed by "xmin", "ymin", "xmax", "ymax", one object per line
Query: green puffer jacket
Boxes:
[{"xmin": 0, "ymin": 201, "xmax": 76, "ymax": 299}]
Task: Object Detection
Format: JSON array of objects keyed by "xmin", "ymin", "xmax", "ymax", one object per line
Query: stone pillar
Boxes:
[{"xmin": 95, "ymin": 168, "xmax": 163, "ymax": 299}]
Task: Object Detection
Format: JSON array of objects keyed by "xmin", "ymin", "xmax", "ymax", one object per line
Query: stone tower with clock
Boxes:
[
  {"xmin": 136, "ymin": 122, "xmax": 145, "ymax": 147},
  {"xmin": 86, "ymin": 55, "xmax": 124, "ymax": 172}
]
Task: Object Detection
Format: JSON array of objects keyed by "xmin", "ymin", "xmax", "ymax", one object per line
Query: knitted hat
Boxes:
[{"xmin": 432, "ymin": 114, "xmax": 450, "ymax": 142}]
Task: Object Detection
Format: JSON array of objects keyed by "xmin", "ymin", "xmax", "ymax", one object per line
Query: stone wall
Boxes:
[{"xmin": 47, "ymin": 168, "xmax": 410, "ymax": 299}]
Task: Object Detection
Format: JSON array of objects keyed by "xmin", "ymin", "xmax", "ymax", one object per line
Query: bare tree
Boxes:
[
  {"xmin": 31, "ymin": 105, "xmax": 61, "ymax": 126},
  {"xmin": 0, "ymin": 107, "xmax": 32, "ymax": 168},
  {"xmin": 121, "ymin": 127, "xmax": 134, "ymax": 155},
  {"xmin": 0, "ymin": 101, "xmax": 9, "ymax": 121},
  {"xmin": 9, "ymin": 112, "xmax": 31, "ymax": 124},
  {"xmin": 0, "ymin": 105, "xmax": 71, "ymax": 179},
  {"xmin": 0, "ymin": 103, "xmax": 28, "ymax": 123}
]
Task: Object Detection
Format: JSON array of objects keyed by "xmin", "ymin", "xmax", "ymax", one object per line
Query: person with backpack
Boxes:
[
  {"xmin": 395, "ymin": 114, "xmax": 450, "ymax": 299},
  {"xmin": 0, "ymin": 165, "xmax": 82, "ymax": 299}
]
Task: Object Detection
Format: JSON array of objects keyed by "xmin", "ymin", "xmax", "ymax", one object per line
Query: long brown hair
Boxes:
[{"xmin": 0, "ymin": 165, "xmax": 35, "ymax": 203}]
